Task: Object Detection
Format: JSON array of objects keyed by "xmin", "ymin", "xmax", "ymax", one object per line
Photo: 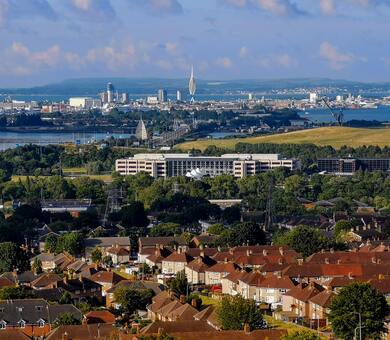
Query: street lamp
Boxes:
[{"xmin": 352, "ymin": 312, "xmax": 362, "ymax": 340}]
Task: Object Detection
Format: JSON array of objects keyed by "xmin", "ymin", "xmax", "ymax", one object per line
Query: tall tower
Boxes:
[
  {"xmin": 107, "ymin": 82, "xmax": 114, "ymax": 103},
  {"xmin": 135, "ymin": 117, "xmax": 148, "ymax": 141},
  {"xmin": 188, "ymin": 66, "xmax": 196, "ymax": 103}
]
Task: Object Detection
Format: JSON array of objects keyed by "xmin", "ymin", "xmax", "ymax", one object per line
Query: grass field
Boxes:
[{"xmin": 177, "ymin": 127, "xmax": 390, "ymax": 151}]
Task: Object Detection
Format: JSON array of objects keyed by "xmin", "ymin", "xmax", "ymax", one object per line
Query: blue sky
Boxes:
[{"xmin": 1, "ymin": 0, "xmax": 390, "ymax": 86}]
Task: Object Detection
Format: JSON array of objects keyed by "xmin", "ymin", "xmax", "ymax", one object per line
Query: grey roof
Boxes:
[
  {"xmin": 0, "ymin": 299, "xmax": 81, "ymax": 325},
  {"xmin": 85, "ymin": 237, "xmax": 130, "ymax": 249},
  {"xmin": 31, "ymin": 253, "xmax": 56, "ymax": 262},
  {"xmin": 139, "ymin": 236, "xmax": 187, "ymax": 247}
]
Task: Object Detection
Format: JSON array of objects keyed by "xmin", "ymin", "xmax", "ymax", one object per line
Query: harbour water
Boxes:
[{"xmin": 0, "ymin": 131, "xmax": 132, "ymax": 150}]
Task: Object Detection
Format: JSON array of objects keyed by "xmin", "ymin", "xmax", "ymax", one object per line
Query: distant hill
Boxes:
[{"xmin": 0, "ymin": 77, "xmax": 388, "ymax": 96}]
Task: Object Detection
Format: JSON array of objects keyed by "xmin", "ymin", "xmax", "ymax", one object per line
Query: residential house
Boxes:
[
  {"xmin": 161, "ymin": 250, "xmax": 194, "ymax": 275},
  {"xmin": 90, "ymin": 271, "xmax": 125, "ymax": 296},
  {"xmin": 221, "ymin": 270, "xmax": 249, "ymax": 296},
  {"xmin": 280, "ymin": 282, "xmax": 324, "ymax": 322},
  {"xmin": 56, "ymin": 276, "xmax": 103, "ymax": 303},
  {"xmin": 185, "ymin": 255, "xmax": 217, "ymax": 285},
  {"xmin": 237, "ymin": 271, "xmax": 264, "ymax": 301},
  {"xmin": 308, "ymin": 289, "xmax": 335, "ymax": 329},
  {"xmin": 84, "ymin": 237, "xmax": 131, "ymax": 259},
  {"xmin": 138, "ymin": 236, "xmax": 188, "ymax": 254},
  {"xmin": 205, "ymin": 262, "xmax": 240, "ymax": 286},
  {"xmin": 106, "ymin": 280, "xmax": 164, "ymax": 308},
  {"xmin": 145, "ymin": 247, "xmax": 172, "ymax": 270},
  {"xmin": 190, "ymin": 234, "xmax": 219, "ymax": 248},
  {"xmin": 46, "ymin": 324, "xmax": 120, "ymax": 340},
  {"xmin": 106, "ymin": 244, "xmax": 130, "ymax": 265},
  {"xmin": 0, "ymin": 299, "xmax": 82, "ymax": 337}
]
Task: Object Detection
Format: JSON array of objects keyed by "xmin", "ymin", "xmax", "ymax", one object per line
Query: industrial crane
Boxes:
[{"xmin": 321, "ymin": 97, "xmax": 345, "ymax": 126}]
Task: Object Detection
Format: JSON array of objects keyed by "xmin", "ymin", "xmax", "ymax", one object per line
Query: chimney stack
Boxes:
[
  {"xmin": 179, "ymin": 295, "xmax": 186, "ymax": 304},
  {"xmin": 244, "ymin": 323, "xmax": 250, "ymax": 334},
  {"xmin": 62, "ymin": 332, "xmax": 68, "ymax": 340}
]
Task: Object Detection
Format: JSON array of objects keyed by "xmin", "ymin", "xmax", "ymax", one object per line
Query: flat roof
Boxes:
[{"xmin": 129, "ymin": 153, "xmax": 282, "ymax": 161}]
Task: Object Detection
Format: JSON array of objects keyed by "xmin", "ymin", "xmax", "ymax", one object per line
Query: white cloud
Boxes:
[
  {"xmin": 216, "ymin": 57, "xmax": 233, "ymax": 68},
  {"xmin": 320, "ymin": 0, "xmax": 335, "ymax": 15},
  {"xmin": 165, "ymin": 42, "xmax": 178, "ymax": 54},
  {"xmin": 222, "ymin": 0, "xmax": 303, "ymax": 16},
  {"xmin": 130, "ymin": 0, "xmax": 183, "ymax": 15},
  {"xmin": 239, "ymin": 46, "xmax": 249, "ymax": 58},
  {"xmin": 319, "ymin": 41, "xmax": 355, "ymax": 69},
  {"xmin": 72, "ymin": 0, "xmax": 92, "ymax": 11},
  {"xmin": 276, "ymin": 53, "xmax": 295, "ymax": 67}
]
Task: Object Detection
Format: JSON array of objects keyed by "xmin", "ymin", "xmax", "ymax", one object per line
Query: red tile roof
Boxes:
[
  {"xmin": 85, "ymin": 310, "xmax": 116, "ymax": 324},
  {"xmin": 90, "ymin": 271, "xmax": 125, "ymax": 284}
]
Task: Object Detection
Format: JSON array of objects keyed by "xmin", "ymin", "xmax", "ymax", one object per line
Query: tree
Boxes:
[
  {"xmin": 274, "ymin": 225, "xmax": 329, "ymax": 257},
  {"xmin": 169, "ymin": 270, "xmax": 188, "ymax": 296},
  {"xmin": 0, "ymin": 286, "xmax": 34, "ymax": 299},
  {"xmin": 121, "ymin": 201, "xmax": 149, "ymax": 229},
  {"xmin": 217, "ymin": 295, "xmax": 265, "ymax": 331},
  {"xmin": 59, "ymin": 291, "xmax": 73, "ymax": 304},
  {"xmin": 103, "ymin": 255, "xmax": 113, "ymax": 267},
  {"xmin": 334, "ymin": 219, "xmax": 353, "ymax": 236},
  {"xmin": 56, "ymin": 232, "xmax": 84, "ymax": 256},
  {"xmin": 329, "ymin": 283, "xmax": 387, "ymax": 339},
  {"xmin": 207, "ymin": 223, "xmax": 226, "ymax": 235},
  {"xmin": 282, "ymin": 330, "xmax": 320, "ymax": 340},
  {"xmin": 0, "ymin": 242, "xmax": 29, "ymax": 273},
  {"xmin": 44, "ymin": 234, "xmax": 58, "ymax": 253},
  {"xmin": 114, "ymin": 287, "xmax": 154, "ymax": 315},
  {"xmin": 91, "ymin": 247, "xmax": 102, "ymax": 264},
  {"xmin": 31, "ymin": 257, "xmax": 42, "ymax": 275},
  {"xmin": 221, "ymin": 205, "xmax": 241, "ymax": 224},
  {"xmin": 53, "ymin": 313, "xmax": 81, "ymax": 328},
  {"xmin": 149, "ymin": 223, "xmax": 181, "ymax": 237},
  {"xmin": 230, "ymin": 222, "xmax": 266, "ymax": 246}
]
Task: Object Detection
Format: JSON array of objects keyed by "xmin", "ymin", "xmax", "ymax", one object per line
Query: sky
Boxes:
[{"xmin": 0, "ymin": 0, "xmax": 390, "ymax": 87}]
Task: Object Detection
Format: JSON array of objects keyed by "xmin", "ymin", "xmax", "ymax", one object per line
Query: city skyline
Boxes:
[{"xmin": 1, "ymin": 0, "xmax": 390, "ymax": 87}]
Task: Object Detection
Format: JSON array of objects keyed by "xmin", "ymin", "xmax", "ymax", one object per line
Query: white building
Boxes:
[
  {"xmin": 147, "ymin": 96, "xmax": 159, "ymax": 105},
  {"xmin": 115, "ymin": 153, "xmax": 299, "ymax": 178},
  {"xmin": 309, "ymin": 92, "xmax": 318, "ymax": 104},
  {"xmin": 176, "ymin": 90, "xmax": 182, "ymax": 101},
  {"xmin": 69, "ymin": 97, "xmax": 101, "ymax": 109}
]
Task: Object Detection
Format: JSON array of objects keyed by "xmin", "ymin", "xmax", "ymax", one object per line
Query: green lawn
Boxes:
[{"xmin": 177, "ymin": 127, "xmax": 390, "ymax": 151}]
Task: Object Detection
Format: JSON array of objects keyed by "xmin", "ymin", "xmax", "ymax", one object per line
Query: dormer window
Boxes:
[
  {"xmin": 37, "ymin": 319, "xmax": 45, "ymax": 328},
  {"xmin": 0, "ymin": 321, "xmax": 6, "ymax": 330},
  {"xmin": 17, "ymin": 307, "xmax": 23, "ymax": 312},
  {"xmin": 36, "ymin": 306, "xmax": 43, "ymax": 312},
  {"xmin": 18, "ymin": 320, "xmax": 26, "ymax": 328}
]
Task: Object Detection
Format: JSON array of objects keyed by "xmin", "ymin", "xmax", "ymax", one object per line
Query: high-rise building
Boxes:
[
  {"xmin": 121, "ymin": 93, "xmax": 129, "ymax": 104},
  {"xmin": 309, "ymin": 92, "xmax": 318, "ymax": 104},
  {"xmin": 101, "ymin": 92, "xmax": 109, "ymax": 104},
  {"xmin": 107, "ymin": 82, "xmax": 115, "ymax": 103},
  {"xmin": 158, "ymin": 89, "xmax": 167, "ymax": 103},
  {"xmin": 189, "ymin": 66, "xmax": 196, "ymax": 102},
  {"xmin": 135, "ymin": 118, "xmax": 148, "ymax": 141},
  {"xmin": 176, "ymin": 90, "xmax": 182, "ymax": 101}
]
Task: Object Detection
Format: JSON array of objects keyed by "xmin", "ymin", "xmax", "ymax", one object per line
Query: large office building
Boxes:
[
  {"xmin": 158, "ymin": 89, "xmax": 167, "ymax": 103},
  {"xmin": 116, "ymin": 153, "xmax": 299, "ymax": 178},
  {"xmin": 318, "ymin": 158, "xmax": 390, "ymax": 174}
]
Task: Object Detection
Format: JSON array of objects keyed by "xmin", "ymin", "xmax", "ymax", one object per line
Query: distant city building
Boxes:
[
  {"xmin": 101, "ymin": 92, "xmax": 109, "ymax": 103},
  {"xmin": 309, "ymin": 92, "xmax": 318, "ymax": 104},
  {"xmin": 318, "ymin": 158, "xmax": 390, "ymax": 175},
  {"xmin": 69, "ymin": 97, "xmax": 101, "ymax": 109},
  {"xmin": 107, "ymin": 82, "xmax": 115, "ymax": 103},
  {"xmin": 188, "ymin": 66, "xmax": 196, "ymax": 102},
  {"xmin": 116, "ymin": 153, "xmax": 299, "ymax": 178},
  {"xmin": 135, "ymin": 118, "xmax": 148, "ymax": 141},
  {"xmin": 121, "ymin": 92, "xmax": 129, "ymax": 104},
  {"xmin": 147, "ymin": 96, "xmax": 159, "ymax": 105},
  {"xmin": 158, "ymin": 89, "xmax": 167, "ymax": 103},
  {"xmin": 336, "ymin": 95, "xmax": 344, "ymax": 102},
  {"xmin": 176, "ymin": 90, "xmax": 182, "ymax": 101}
]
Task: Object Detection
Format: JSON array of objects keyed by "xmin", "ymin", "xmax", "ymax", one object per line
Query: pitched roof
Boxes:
[
  {"xmin": 90, "ymin": 271, "xmax": 125, "ymax": 284},
  {"xmin": 0, "ymin": 330, "xmax": 30, "ymax": 340},
  {"xmin": 157, "ymin": 300, "xmax": 183, "ymax": 318},
  {"xmin": 139, "ymin": 236, "xmax": 187, "ymax": 247},
  {"xmin": 85, "ymin": 310, "xmax": 116, "ymax": 324},
  {"xmin": 206, "ymin": 262, "xmax": 240, "ymax": 274},
  {"xmin": 140, "ymin": 320, "xmax": 214, "ymax": 334},
  {"xmin": 223, "ymin": 270, "xmax": 250, "ymax": 284},
  {"xmin": 166, "ymin": 303, "xmax": 198, "ymax": 321},
  {"xmin": 31, "ymin": 273, "xmax": 62, "ymax": 288},
  {"xmin": 186, "ymin": 256, "xmax": 217, "ymax": 273},
  {"xmin": 256, "ymin": 275, "xmax": 297, "ymax": 290},
  {"xmin": 85, "ymin": 237, "xmax": 130, "ymax": 249},
  {"xmin": 285, "ymin": 282, "xmax": 324, "ymax": 302},
  {"xmin": 162, "ymin": 251, "xmax": 194, "ymax": 263},
  {"xmin": 238, "ymin": 271, "xmax": 264, "ymax": 286},
  {"xmin": 106, "ymin": 246, "xmax": 130, "ymax": 256},
  {"xmin": 166, "ymin": 329, "xmax": 288, "ymax": 340},
  {"xmin": 309, "ymin": 289, "xmax": 335, "ymax": 308},
  {"xmin": 0, "ymin": 299, "xmax": 82, "ymax": 325},
  {"xmin": 46, "ymin": 324, "xmax": 117, "ymax": 340}
]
